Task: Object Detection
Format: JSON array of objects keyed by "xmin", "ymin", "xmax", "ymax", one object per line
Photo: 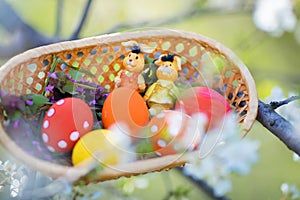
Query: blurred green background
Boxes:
[{"xmin": 1, "ymin": 0, "xmax": 300, "ymax": 199}]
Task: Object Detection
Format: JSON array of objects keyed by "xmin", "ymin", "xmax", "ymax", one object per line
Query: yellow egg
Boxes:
[{"xmin": 72, "ymin": 129, "xmax": 120, "ymax": 166}]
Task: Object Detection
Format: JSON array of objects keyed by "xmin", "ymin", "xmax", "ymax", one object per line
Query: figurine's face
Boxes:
[
  {"xmin": 123, "ymin": 52, "xmax": 145, "ymax": 73},
  {"xmin": 155, "ymin": 61, "xmax": 179, "ymax": 82}
]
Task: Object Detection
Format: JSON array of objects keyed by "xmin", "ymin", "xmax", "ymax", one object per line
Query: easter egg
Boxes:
[
  {"xmin": 145, "ymin": 110, "xmax": 203, "ymax": 156},
  {"xmin": 175, "ymin": 87, "xmax": 231, "ymax": 131},
  {"xmin": 41, "ymin": 98, "xmax": 93, "ymax": 153},
  {"xmin": 72, "ymin": 129, "xmax": 133, "ymax": 166},
  {"xmin": 102, "ymin": 87, "xmax": 150, "ymax": 138}
]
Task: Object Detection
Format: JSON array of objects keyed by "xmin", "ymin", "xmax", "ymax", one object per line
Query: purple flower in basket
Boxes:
[
  {"xmin": 25, "ymin": 99, "xmax": 34, "ymax": 106},
  {"xmin": 77, "ymin": 86, "xmax": 84, "ymax": 93},
  {"xmin": 47, "ymin": 72, "xmax": 58, "ymax": 79},
  {"xmin": 1, "ymin": 89, "xmax": 6, "ymax": 97},
  {"xmin": 89, "ymin": 100, "xmax": 96, "ymax": 105},
  {"xmin": 45, "ymin": 85, "xmax": 54, "ymax": 93}
]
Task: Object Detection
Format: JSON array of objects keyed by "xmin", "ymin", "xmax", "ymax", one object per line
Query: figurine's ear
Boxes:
[
  {"xmin": 154, "ymin": 58, "xmax": 162, "ymax": 66},
  {"xmin": 174, "ymin": 56, "xmax": 181, "ymax": 71},
  {"xmin": 139, "ymin": 44, "xmax": 155, "ymax": 54}
]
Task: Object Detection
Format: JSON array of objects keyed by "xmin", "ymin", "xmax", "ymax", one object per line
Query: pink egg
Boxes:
[
  {"xmin": 41, "ymin": 97, "xmax": 93, "ymax": 153},
  {"xmin": 175, "ymin": 87, "xmax": 231, "ymax": 131}
]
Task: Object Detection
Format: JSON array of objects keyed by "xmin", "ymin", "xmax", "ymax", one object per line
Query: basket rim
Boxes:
[{"xmin": 0, "ymin": 28, "xmax": 258, "ymax": 181}]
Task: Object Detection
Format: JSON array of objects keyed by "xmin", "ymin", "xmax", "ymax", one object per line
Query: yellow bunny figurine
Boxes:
[{"xmin": 144, "ymin": 54, "xmax": 181, "ymax": 116}]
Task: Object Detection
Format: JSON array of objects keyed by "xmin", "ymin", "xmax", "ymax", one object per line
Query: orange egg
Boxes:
[{"xmin": 102, "ymin": 87, "xmax": 150, "ymax": 138}]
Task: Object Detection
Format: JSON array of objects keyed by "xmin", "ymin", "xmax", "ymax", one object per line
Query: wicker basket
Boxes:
[{"xmin": 0, "ymin": 29, "xmax": 258, "ymax": 183}]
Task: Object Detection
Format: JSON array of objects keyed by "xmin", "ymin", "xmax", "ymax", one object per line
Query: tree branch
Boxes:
[
  {"xmin": 70, "ymin": 0, "xmax": 93, "ymax": 40},
  {"xmin": 256, "ymin": 100, "xmax": 300, "ymax": 156},
  {"xmin": 270, "ymin": 96, "xmax": 300, "ymax": 110},
  {"xmin": 0, "ymin": 0, "xmax": 57, "ymax": 59}
]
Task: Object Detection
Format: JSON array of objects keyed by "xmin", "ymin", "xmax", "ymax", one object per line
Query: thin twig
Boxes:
[
  {"xmin": 54, "ymin": 0, "xmax": 63, "ymax": 38},
  {"xmin": 270, "ymin": 96, "xmax": 300, "ymax": 110},
  {"xmin": 70, "ymin": 0, "xmax": 93, "ymax": 40},
  {"xmin": 104, "ymin": 8, "xmax": 199, "ymax": 34},
  {"xmin": 175, "ymin": 168, "xmax": 231, "ymax": 200}
]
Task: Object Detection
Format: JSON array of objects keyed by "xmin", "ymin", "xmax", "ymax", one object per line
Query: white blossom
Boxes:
[
  {"xmin": 108, "ymin": 123, "xmax": 136, "ymax": 164},
  {"xmin": 118, "ymin": 176, "xmax": 149, "ymax": 195},
  {"xmin": 266, "ymin": 87, "xmax": 300, "ymax": 133},
  {"xmin": 293, "ymin": 153, "xmax": 300, "ymax": 162},
  {"xmin": 253, "ymin": 0, "xmax": 296, "ymax": 36},
  {"xmin": 281, "ymin": 183, "xmax": 300, "ymax": 199},
  {"xmin": 183, "ymin": 113, "xmax": 260, "ymax": 196},
  {"xmin": 0, "ymin": 160, "xmax": 27, "ymax": 198}
]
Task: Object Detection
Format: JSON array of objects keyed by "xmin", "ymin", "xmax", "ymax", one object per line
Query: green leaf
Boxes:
[
  {"xmin": 96, "ymin": 112, "xmax": 102, "ymax": 118},
  {"xmin": 77, "ymin": 68, "xmax": 94, "ymax": 77},
  {"xmin": 30, "ymin": 94, "xmax": 50, "ymax": 106},
  {"xmin": 58, "ymin": 59, "xmax": 94, "ymax": 77},
  {"xmin": 27, "ymin": 94, "xmax": 51, "ymax": 114},
  {"xmin": 62, "ymin": 81, "xmax": 78, "ymax": 95},
  {"xmin": 68, "ymin": 69, "xmax": 84, "ymax": 82}
]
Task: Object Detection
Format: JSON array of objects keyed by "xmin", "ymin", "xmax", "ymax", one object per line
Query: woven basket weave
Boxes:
[{"xmin": 0, "ymin": 29, "xmax": 258, "ymax": 183}]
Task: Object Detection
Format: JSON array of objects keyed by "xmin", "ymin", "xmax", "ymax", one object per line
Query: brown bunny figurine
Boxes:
[
  {"xmin": 114, "ymin": 41, "xmax": 154, "ymax": 92},
  {"xmin": 144, "ymin": 54, "xmax": 181, "ymax": 116}
]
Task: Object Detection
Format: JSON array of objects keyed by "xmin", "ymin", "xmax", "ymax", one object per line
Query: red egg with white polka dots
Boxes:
[
  {"xmin": 146, "ymin": 110, "xmax": 203, "ymax": 156},
  {"xmin": 41, "ymin": 97, "xmax": 94, "ymax": 153}
]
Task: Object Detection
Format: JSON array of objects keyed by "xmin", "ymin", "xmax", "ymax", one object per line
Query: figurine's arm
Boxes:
[
  {"xmin": 137, "ymin": 74, "xmax": 146, "ymax": 91},
  {"xmin": 114, "ymin": 70, "xmax": 123, "ymax": 87},
  {"xmin": 144, "ymin": 82, "xmax": 157, "ymax": 101}
]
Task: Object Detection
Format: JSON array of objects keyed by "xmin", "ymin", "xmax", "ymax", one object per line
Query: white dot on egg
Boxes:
[
  {"xmin": 47, "ymin": 146, "xmax": 55, "ymax": 152},
  {"xmin": 157, "ymin": 139, "xmax": 167, "ymax": 147},
  {"xmin": 151, "ymin": 125, "xmax": 158, "ymax": 133},
  {"xmin": 42, "ymin": 133, "xmax": 49, "ymax": 143},
  {"xmin": 56, "ymin": 99, "xmax": 65, "ymax": 105},
  {"xmin": 156, "ymin": 112, "xmax": 165, "ymax": 118},
  {"xmin": 83, "ymin": 121, "xmax": 89, "ymax": 129},
  {"xmin": 58, "ymin": 140, "xmax": 67, "ymax": 149},
  {"xmin": 169, "ymin": 128, "xmax": 180, "ymax": 137},
  {"xmin": 47, "ymin": 108, "xmax": 55, "ymax": 117},
  {"xmin": 43, "ymin": 120, "xmax": 49, "ymax": 129},
  {"xmin": 70, "ymin": 131, "xmax": 80, "ymax": 141}
]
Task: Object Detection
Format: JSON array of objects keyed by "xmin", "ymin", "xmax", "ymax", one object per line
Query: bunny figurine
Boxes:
[
  {"xmin": 144, "ymin": 54, "xmax": 181, "ymax": 116},
  {"xmin": 114, "ymin": 41, "xmax": 154, "ymax": 92}
]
